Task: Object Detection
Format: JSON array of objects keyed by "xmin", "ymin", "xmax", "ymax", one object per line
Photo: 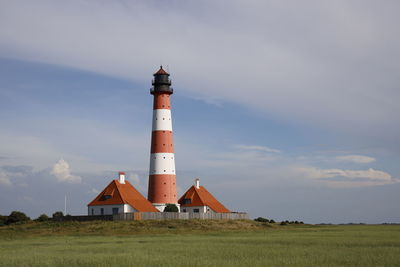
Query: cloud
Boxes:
[
  {"xmin": 336, "ymin": 155, "xmax": 376, "ymax": 164},
  {"xmin": 0, "ymin": 0, "xmax": 399, "ymax": 143},
  {"xmin": 294, "ymin": 166, "xmax": 397, "ymax": 187},
  {"xmin": 299, "ymin": 167, "xmax": 391, "ymax": 181},
  {"xmin": 51, "ymin": 159, "xmax": 81, "ymax": 183},
  {"xmin": 88, "ymin": 188, "xmax": 100, "ymax": 195},
  {"xmin": 234, "ymin": 145, "xmax": 281, "ymax": 153},
  {"xmin": 0, "ymin": 117, "xmax": 151, "ymax": 173},
  {"xmin": 0, "ymin": 165, "xmax": 35, "ymax": 186},
  {"xmin": 0, "ymin": 171, "xmax": 12, "ymax": 186}
]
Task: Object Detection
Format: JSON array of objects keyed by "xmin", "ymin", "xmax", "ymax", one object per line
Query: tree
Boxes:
[
  {"xmin": 254, "ymin": 217, "xmax": 269, "ymax": 223},
  {"xmin": 163, "ymin": 204, "xmax": 179, "ymax": 212},
  {"xmin": 35, "ymin": 214, "xmax": 49, "ymax": 222},
  {"xmin": 52, "ymin": 211, "xmax": 64, "ymax": 219},
  {"xmin": 6, "ymin": 211, "xmax": 30, "ymax": 225},
  {"xmin": 0, "ymin": 215, "xmax": 7, "ymax": 226}
]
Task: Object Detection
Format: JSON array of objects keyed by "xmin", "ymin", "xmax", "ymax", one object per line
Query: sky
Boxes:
[{"xmin": 0, "ymin": 0, "xmax": 399, "ymax": 223}]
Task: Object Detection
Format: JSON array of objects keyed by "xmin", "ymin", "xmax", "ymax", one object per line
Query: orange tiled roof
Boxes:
[
  {"xmin": 154, "ymin": 66, "xmax": 169, "ymax": 75},
  {"xmin": 178, "ymin": 185, "xmax": 230, "ymax": 213},
  {"xmin": 88, "ymin": 180, "xmax": 159, "ymax": 212}
]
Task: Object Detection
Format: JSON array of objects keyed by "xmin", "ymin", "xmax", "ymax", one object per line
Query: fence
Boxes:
[
  {"xmin": 55, "ymin": 215, "xmax": 113, "ymax": 222},
  {"xmin": 113, "ymin": 212, "xmax": 248, "ymax": 221}
]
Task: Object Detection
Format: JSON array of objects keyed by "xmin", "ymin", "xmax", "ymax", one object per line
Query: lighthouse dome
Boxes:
[{"xmin": 151, "ymin": 66, "xmax": 173, "ymax": 94}]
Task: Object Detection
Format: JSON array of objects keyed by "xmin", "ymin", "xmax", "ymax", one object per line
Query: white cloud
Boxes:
[
  {"xmin": 0, "ymin": 171, "xmax": 12, "ymax": 186},
  {"xmin": 51, "ymin": 159, "xmax": 81, "ymax": 184},
  {"xmin": 336, "ymin": 155, "xmax": 376, "ymax": 164},
  {"xmin": 298, "ymin": 167, "xmax": 391, "ymax": 181},
  {"xmin": 88, "ymin": 188, "xmax": 100, "ymax": 195},
  {"xmin": 0, "ymin": 117, "xmax": 150, "ymax": 173},
  {"xmin": 0, "ymin": 0, "xmax": 399, "ymax": 141},
  {"xmin": 294, "ymin": 166, "xmax": 397, "ymax": 187},
  {"xmin": 235, "ymin": 145, "xmax": 281, "ymax": 153}
]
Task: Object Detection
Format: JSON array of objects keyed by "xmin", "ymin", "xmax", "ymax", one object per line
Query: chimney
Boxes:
[
  {"xmin": 195, "ymin": 178, "xmax": 200, "ymax": 189},
  {"xmin": 119, "ymin": 172, "xmax": 125, "ymax": 184}
]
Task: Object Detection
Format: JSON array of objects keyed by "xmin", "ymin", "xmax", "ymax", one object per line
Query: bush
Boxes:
[
  {"xmin": 35, "ymin": 214, "xmax": 49, "ymax": 222},
  {"xmin": 254, "ymin": 217, "xmax": 270, "ymax": 223},
  {"xmin": 6, "ymin": 211, "xmax": 30, "ymax": 225},
  {"xmin": 163, "ymin": 204, "xmax": 179, "ymax": 212},
  {"xmin": 52, "ymin": 211, "xmax": 64, "ymax": 220},
  {"xmin": 280, "ymin": 221, "xmax": 287, "ymax": 225},
  {"xmin": 269, "ymin": 219, "xmax": 275, "ymax": 223},
  {"xmin": 0, "ymin": 215, "xmax": 7, "ymax": 226}
]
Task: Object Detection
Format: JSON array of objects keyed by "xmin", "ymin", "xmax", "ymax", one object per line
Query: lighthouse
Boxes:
[{"xmin": 147, "ymin": 66, "xmax": 179, "ymax": 212}]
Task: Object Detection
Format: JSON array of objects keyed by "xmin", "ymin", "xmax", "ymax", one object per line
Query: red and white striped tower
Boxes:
[{"xmin": 147, "ymin": 66, "xmax": 179, "ymax": 212}]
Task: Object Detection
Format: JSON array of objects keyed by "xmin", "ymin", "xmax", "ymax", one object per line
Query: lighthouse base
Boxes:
[{"xmin": 152, "ymin": 203, "xmax": 181, "ymax": 212}]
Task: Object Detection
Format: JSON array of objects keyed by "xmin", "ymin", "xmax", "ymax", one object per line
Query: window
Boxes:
[
  {"xmin": 104, "ymin": 195, "xmax": 111, "ymax": 200},
  {"xmin": 100, "ymin": 208, "xmax": 104, "ymax": 215},
  {"xmin": 112, "ymin": 208, "xmax": 119, "ymax": 215},
  {"xmin": 183, "ymin": 209, "xmax": 186, "ymax": 212},
  {"xmin": 91, "ymin": 208, "xmax": 94, "ymax": 215},
  {"xmin": 183, "ymin": 199, "xmax": 191, "ymax": 204},
  {"xmin": 193, "ymin": 209, "xmax": 199, "ymax": 213}
]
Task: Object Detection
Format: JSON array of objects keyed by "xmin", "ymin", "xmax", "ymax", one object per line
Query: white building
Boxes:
[
  {"xmin": 87, "ymin": 172, "xmax": 158, "ymax": 215},
  {"xmin": 178, "ymin": 179, "xmax": 230, "ymax": 213}
]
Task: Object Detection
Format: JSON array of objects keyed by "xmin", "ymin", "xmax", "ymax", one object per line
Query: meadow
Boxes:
[{"xmin": 0, "ymin": 220, "xmax": 399, "ymax": 266}]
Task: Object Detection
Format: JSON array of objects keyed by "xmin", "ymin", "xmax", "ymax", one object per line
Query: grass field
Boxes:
[{"xmin": 0, "ymin": 220, "xmax": 399, "ymax": 266}]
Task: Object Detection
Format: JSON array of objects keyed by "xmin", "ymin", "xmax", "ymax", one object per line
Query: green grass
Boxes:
[{"xmin": 0, "ymin": 221, "xmax": 399, "ymax": 266}]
